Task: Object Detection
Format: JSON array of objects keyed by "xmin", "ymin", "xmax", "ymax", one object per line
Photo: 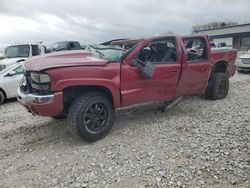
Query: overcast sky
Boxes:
[{"xmin": 0, "ymin": 0, "xmax": 250, "ymax": 51}]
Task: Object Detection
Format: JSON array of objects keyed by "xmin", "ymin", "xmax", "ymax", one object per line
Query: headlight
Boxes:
[
  {"xmin": 30, "ymin": 72, "xmax": 51, "ymax": 84},
  {"xmin": 30, "ymin": 72, "xmax": 51, "ymax": 91},
  {"xmin": 236, "ymin": 59, "xmax": 241, "ymax": 65}
]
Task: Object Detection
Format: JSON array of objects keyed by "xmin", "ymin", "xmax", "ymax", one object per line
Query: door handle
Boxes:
[
  {"xmin": 169, "ymin": 70, "xmax": 178, "ymax": 73},
  {"xmin": 201, "ymin": 68, "xmax": 208, "ymax": 71}
]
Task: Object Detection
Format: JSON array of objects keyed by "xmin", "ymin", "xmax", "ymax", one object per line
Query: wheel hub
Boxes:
[{"xmin": 83, "ymin": 103, "xmax": 108, "ymax": 133}]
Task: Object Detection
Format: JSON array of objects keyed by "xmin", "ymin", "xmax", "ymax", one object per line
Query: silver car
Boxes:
[{"xmin": 237, "ymin": 50, "xmax": 250, "ymax": 72}]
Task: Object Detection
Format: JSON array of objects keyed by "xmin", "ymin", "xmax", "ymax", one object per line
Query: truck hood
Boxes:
[
  {"xmin": 0, "ymin": 57, "xmax": 26, "ymax": 66},
  {"xmin": 24, "ymin": 50, "xmax": 108, "ymax": 71},
  {"xmin": 239, "ymin": 53, "xmax": 250, "ymax": 59}
]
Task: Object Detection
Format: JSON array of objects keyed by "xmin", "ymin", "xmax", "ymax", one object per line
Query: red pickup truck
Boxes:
[{"xmin": 17, "ymin": 35, "xmax": 237, "ymax": 141}]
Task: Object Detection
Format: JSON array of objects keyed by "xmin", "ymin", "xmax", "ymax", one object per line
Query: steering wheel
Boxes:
[{"xmin": 189, "ymin": 48, "xmax": 198, "ymax": 53}]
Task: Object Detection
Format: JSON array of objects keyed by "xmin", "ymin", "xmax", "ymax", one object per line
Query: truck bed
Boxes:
[{"xmin": 210, "ymin": 48, "xmax": 237, "ymax": 76}]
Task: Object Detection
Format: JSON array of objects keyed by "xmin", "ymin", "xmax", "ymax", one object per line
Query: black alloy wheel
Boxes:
[
  {"xmin": 205, "ymin": 73, "xmax": 229, "ymax": 100},
  {"xmin": 67, "ymin": 92, "xmax": 115, "ymax": 142},
  {"xmin": 83, "ymin": 103, "xmax": 108, "ymax": 134}
]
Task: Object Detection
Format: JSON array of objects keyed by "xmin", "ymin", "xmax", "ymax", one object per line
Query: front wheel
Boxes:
[
  {"xmin": 67, "ymin": 92, "xmax": 115, "ymax": 142},
  {"xmin": 51, "ymin": 114, "xmax": 67, "ymax": 120},
  {"xmin": 205, "ymin": 73, "xmax": 229, "ymax": 100}
]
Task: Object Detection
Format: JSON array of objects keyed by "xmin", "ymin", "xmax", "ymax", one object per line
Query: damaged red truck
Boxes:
[{"xmin": 17, "ymin": 35, "xmax": 237, "ymax": 141}]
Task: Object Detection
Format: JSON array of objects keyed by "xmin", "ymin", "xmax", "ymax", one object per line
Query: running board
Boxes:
[{"xmin": 165, "ymin": 97, "xmax": 183, "ymax": 111}]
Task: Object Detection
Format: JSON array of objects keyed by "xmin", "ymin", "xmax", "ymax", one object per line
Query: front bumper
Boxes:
[
  {"xmin": 237, "ymin": 65, "xmax": 250, "ymax": 71},
  {"xmin": 17, "ymin": 88, "xmax": 54, "ymax": 104},
  {"xmin": 17, "ymin": 88, "xmax": 64, "ymax": 116},
  {"xmin": 237, "ymin": 60, "xmax": 250, "ymax": 72}
]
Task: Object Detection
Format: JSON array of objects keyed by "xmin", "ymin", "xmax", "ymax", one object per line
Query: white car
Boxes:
[
  {"xmin": 0, "ymin": 63, "xmax": 24, "ymax": 104},
  {"xmin": 0, "ymin": 43, "xmax": 46, "ymax": 71},
  {"xmin": 237, "ymin": 50, "xmax": 250, "ymax": 72}
]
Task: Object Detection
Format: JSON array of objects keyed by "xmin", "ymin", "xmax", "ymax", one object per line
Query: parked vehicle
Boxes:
[
  {"xmin": 0, "ymin": 43, "xmax": 46, "ymax": 71},
  {"xmin": 210, "ymin": 42, "xmax": 232, "ymax": 50},
  {"xmin": 236, "ymin": 50, "xmax": 250, "ymax": 72},
  {"xmin": 0, "ymin": 53, "xmax": 4, "ymax": 60},
  {"xmin": 0, "ymin": 62, "xmax": 24, "ymax": 104},
  {"xmin": 218, "ymin": 42, "xmax": 227, "ymax": 47},
  {"xmin": 49, "ymin": 41, "xmax": 82, "ymax": 52},
  {"xmin": 17, "ymin": 35, "xmax": 237, "ymax": 141}
]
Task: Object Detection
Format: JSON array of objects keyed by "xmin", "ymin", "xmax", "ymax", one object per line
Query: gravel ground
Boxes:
[{"xmin": 0, "ymin": 72, "xmax": 249, "ymax": 188}]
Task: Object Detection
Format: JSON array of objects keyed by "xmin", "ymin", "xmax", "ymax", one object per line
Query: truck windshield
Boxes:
[
  {"xmin": 87, "ymin": 44, "xmax": 126, "ymax": 61},
  {"xmin": 5, "ymin": 45, "xmax": 30, "ymax": 58}
]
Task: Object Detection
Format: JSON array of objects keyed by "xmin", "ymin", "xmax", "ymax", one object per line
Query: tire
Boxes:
[
  {"xmin": 67, "ymin": 92, "xmax": 115, "ymax": 142},
  {"xmin": 0, "ymin": 90, "xmax": 5, "ymax": 105},
  {"xmin": 205, "ymin": 73, "xmax": 229, "ymax": 100},
  {"xmin": 51, "ymin": 114, "xmax": 67, "ymax": 119}
]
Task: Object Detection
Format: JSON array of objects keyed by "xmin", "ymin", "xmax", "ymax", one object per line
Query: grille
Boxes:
[
  {"xmin": 20, "ymin": 72, "xmax": 32, "ymax": 94},
  {"xmin": 242, "ymin": 59, "xmax": 250, "ymax": 64},
  {"xmin": 26, "ymin": 73, "xmax": 35, "ymax": 93}
]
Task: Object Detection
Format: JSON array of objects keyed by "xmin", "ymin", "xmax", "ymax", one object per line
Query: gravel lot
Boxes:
[{"xmin": 0, "ymin": 73, "xmax": 249, "ymax": 188}]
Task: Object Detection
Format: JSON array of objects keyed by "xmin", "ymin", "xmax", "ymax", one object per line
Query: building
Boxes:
[{"xmin": 193, "ymin": 23, "xmax": 250, "ymax": 50}]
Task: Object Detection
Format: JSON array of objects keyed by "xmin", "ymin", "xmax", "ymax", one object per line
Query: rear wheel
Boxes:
[
  {"xmin": 205, "ymin": 73, "xmax": 229, "ymax": 100},
  {"xmin": 67, "ymin": 92, "xmax": 115, "ymax": 142},
  {"xmin": 0, "ymin": 90, "xmax": 5, "ymax": 105}
]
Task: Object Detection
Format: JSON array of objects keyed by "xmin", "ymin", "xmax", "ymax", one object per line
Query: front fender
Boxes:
[{"xmin": 51, "ymin": 78, "xmax": 121, "ymax": 108}]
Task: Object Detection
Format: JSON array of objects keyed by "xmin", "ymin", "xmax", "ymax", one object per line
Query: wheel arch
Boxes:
[
  {"xmin": 62, "ymin": 85, "xmax": 117, "ymax": 113},
  {"xmin": 211, "ymin": 60, "xmax": 228, "ymax": 74}
]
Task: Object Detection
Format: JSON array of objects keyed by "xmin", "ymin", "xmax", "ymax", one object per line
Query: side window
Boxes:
[
  {"xmin": 183, "ymin": 38, "xmax": 207, "ymax": 62},
  {"xmin": 73, "ymin": 42, "xmax": 81, "ymax": 48},
  {"xmin": 69, "ymin": 42, "xmax": 74, "ymax": 49},
  {"xmin": 14, "ymin": 66, "xmax": 24, "ymax": 75},
  {"xmin": 137, "ymin": 38, "xmax": 177, "ymax": 64},
  {"xmin": 32, "ymin": 45, "xmax": 40, "ymax": 56}
]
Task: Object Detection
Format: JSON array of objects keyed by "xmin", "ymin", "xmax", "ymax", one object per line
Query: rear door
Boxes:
[
  {"xmin": 175, "ymin": 36, "xmax": 211, "ymax": 96},
  {"xmin": 176, "ymin": 36, "xmax": 211, "ymax": 96},
  {"xmin": 120, "ymin": 37, "xmax": 181, "ymax": 106}
]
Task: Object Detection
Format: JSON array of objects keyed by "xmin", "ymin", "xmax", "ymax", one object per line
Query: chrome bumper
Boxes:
[{"xmin": 17, "ymin": 87, "xmax": 54, "ymax": 104}]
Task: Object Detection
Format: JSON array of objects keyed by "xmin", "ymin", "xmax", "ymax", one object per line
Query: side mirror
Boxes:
[
  {"xmin": 6, "ymin": 70, "xmax": 16, "ymax": 77},
  {"xmin": 130, "ymin": 59, "xmax": 155, "ymax": 79}
]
